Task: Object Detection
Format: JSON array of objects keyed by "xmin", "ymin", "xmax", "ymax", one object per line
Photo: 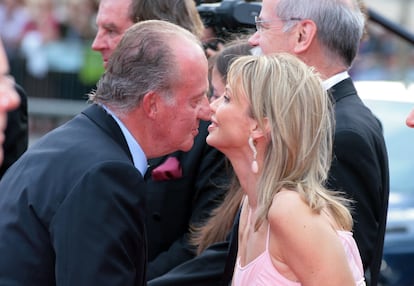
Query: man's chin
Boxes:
[{"xmin": 179, "ymin": 141, "xmax": 195, "ymax": 153}]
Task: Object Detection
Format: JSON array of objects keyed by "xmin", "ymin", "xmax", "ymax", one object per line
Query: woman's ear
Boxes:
[
  {"xmin": 293, "ymin": 19, "xmax": 317, "ymax": 54},
  {"xmin": 250, "ymin": 117, "xmax": 270, "ymax": 140}
]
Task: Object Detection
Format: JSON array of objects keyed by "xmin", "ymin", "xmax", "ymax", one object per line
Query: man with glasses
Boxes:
[{"xmin": 248, "ymin": 0, "xmax": 389, "ymax": 285}]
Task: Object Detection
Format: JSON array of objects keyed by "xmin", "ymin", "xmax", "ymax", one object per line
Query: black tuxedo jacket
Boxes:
[
  {"xmin": 327, "ymin": 78, "xmax": 389, "ymax": 286},
  {"xmin": 148, "ymin": 209, "xmax": 239, "ymax": 286},
  {"xmin": 0, "ymin": 83, "xmax": 28, "ymax": 178},
  {"xmin": 0, "ymin": 104, "xmax": 147, "ymax": 286},
  {"xmin": 145, "ymin": 120, "xmax": 229, "ymax": 279}
]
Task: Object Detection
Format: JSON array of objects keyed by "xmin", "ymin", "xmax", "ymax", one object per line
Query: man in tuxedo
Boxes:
[
  {"xmin": 92, "ymin": 0, "xmax": 229, "ymax": 280},
  {"xmin": 248, "ymin": 0, "xmax": 389, "ymax": 285},
  {"xmin": 0, "ymin": 20, "xmax": 211, "ymax": 286}
]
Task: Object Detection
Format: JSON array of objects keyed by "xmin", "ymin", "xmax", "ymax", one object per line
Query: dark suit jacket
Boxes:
[
  {"xmin": 0, "ymin": 83, "xmax": 28, "ymax": 178},
  {"xmin": 0, "ymin": 104, "xmax": 147, "ymax": 286},
  {"xmin": 145, "ymin": 120, "xmax": 229, "ymax": 279},
  {"xmin": 148, "ymin": 241, "xmax": 229, "ymax": 286},
  {"xmin": 148, "ymin": 209, "xmax": 239, "ymax": 286},
  {"xmin": 327, "ymin": 78, "xmax": 389, "ymax": 286}
]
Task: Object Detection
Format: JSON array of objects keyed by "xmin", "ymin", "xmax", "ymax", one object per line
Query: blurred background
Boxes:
[{"xmin": 1, "ymin": 0, "xmax": 413, "ymax": 104}]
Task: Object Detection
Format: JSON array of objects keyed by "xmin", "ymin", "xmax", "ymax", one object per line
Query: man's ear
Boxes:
[
  {"xmin": 142, "ymin": 91, "xmax": 159, "ymax": 119},
  {"xmin": 293, "ymin": 19, "xmax": 317, "ymax": 54}
]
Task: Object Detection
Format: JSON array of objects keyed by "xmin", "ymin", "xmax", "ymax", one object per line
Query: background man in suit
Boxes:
[
  {"xmin": 92, "ymin": 0, "xmax": 229, "ymax": 280},
  {"xmin": 0, "ymin": 20, "xmax": 210, "ymax": 286},
  {"xmin": 248, "ymin": 0, "xmax": 389, "ymax": 285}
]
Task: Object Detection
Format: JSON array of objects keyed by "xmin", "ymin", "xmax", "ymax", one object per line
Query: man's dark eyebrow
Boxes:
[{"xmin": 102, "ymin": 23, "xmax": 119, "ymax": 32}]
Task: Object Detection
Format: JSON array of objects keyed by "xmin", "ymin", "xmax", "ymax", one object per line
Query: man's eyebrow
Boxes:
[
  {"xmin": 191, "ymin": 90, "xmax": 208, "ymax": 101},
  {"xmin": 102, "ymin": 23, "xmax": 119, "ymax": 32}
]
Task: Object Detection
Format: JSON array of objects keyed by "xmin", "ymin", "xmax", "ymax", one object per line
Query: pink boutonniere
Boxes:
[{"xmin": 151, "ymin": 156, "xmax": 183, "ymax": 181}]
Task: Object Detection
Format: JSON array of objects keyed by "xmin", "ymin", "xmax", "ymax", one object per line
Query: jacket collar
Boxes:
[
  {"xmin": 328, "ymin": 77, "xmax": 357, "ymax": 103},
  {"xmin": 82, "ymin": 104, "xmax": 133, "ymax": 163}
]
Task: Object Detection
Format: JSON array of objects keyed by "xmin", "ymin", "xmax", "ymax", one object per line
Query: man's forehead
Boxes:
[
  {"xmin": 98, "ymin": 0, "xmax": 131, "ymax": 17},
  {"xmin": 97, "ymin": 0, "xmax": 133, "ymax": 29},
  {"xmin": 262, "ymin": 0, "xmax": 279, "ymax": 13}
]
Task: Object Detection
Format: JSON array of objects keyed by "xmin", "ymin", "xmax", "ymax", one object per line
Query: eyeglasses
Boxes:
[{"xmin": 254, "ymin": 16, "xmax": 302, "ymax": 32}]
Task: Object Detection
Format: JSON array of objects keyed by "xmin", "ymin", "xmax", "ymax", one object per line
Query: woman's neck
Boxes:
[{"xmin": 229, "ymin": 156, "xmax": 260, "ymax": 209}]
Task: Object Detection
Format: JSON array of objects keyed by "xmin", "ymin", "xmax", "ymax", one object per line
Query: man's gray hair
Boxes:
[{"xmin": 278, "ymin": 0, "xmax": 365, "ymax": 67}]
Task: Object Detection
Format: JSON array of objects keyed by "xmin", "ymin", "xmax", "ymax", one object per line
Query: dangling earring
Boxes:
[{"xmin": 248, "ymin": 136, "xmax": 258, "ymax": 174}]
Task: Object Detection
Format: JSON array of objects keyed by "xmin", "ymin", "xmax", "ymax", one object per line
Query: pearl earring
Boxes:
[{"xmin": 248, "ymin": 136, "xmax": 258, "ymax": 174}]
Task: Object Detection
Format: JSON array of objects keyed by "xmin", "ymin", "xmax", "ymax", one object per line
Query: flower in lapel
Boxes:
[{"xmin": 151, "ymin": 156, "xmax": 183, "ymax": 181}]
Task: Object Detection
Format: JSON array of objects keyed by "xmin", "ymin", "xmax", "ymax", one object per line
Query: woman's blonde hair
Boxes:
[{"xmin": 227, "ymin": 53, "xmax": 353, "ymax": 231}]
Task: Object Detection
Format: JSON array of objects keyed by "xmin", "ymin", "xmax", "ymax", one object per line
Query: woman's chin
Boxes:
[{"xmin": 206, "ymin": 133, "xmax": 218, "ymax": 149}]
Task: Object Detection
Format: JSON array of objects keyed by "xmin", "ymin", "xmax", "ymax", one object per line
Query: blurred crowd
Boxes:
[
  {"xmin": 0, "ymin": 0, "xmax": 101, "ymax": 99},
  {"xmin": 351, "ymin": 25, "xmax": 414, "ymax": 84},
  {"xmin": 0, "ymin": 0, "xmax": 413, "ymax": 101}
]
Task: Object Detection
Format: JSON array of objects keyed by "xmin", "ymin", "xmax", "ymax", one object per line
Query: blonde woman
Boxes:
[{"xmin": 207, "ymin": 53, "xmax": 365, "ymax": 285}]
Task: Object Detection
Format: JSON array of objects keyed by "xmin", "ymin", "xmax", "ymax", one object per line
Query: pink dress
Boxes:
[{"xmin": 233, "ymin": 225, "xmax": 366, "ymax": 286}]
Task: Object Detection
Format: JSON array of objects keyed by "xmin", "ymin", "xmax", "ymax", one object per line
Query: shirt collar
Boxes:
[
  {"xmin": 102, "ymin": 105, "xmax": 148, "ymax": 176},
  {"xmin": 322, "ymin": 71, "xmax": 350, "ymax": 91}
]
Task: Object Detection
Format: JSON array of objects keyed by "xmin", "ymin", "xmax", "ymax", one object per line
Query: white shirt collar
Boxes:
[
  {"xmin": 322, "ymin": 71, "xmax": 350, "ymax": 91},
  {"xmin": 102, "ymin": 105, "xmax": 148, "ymax": 176}
]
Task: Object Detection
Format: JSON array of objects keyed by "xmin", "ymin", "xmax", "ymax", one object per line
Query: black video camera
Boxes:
[{"xmin": 197, "ymin": 0, "xmax": 261, "ymax": 48}]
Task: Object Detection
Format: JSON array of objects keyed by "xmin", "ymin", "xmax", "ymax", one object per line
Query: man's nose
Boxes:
[
  {"xmin": 91, "ymin": 31, "xmax": 104, "ymax": 52},
  {"xmin": 198, "ymin": 96, "xmax": 212, "ymax": 121},
  {"xmin": 248, "ymin": 32, "xmax": 259, "ymax": 47}
]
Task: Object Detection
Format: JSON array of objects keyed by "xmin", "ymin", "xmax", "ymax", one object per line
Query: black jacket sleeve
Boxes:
[
  {"xmin": 148, "ymin": 209, "xmax": 240, "ymax": 286},
  {"xmin": 148, "ymin": 241, "xmax": 229, "ymax": 286}
]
